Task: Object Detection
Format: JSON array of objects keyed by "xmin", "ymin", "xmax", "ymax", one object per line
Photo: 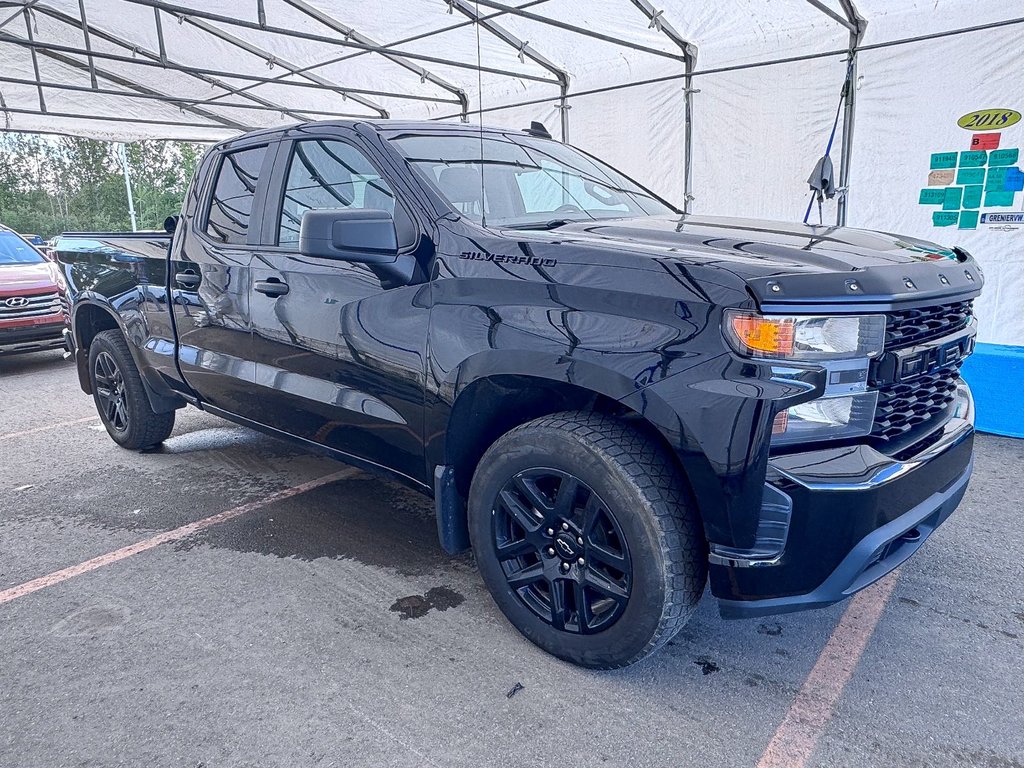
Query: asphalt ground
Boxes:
[{"xmin": 1, "ymin": 349, "xmax": 1022, "ymax": 768}]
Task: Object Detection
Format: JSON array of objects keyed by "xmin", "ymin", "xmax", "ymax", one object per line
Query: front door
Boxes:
[
  {"xmin": 170, "ymin": 141, "xmax": 271, "ymax": 418},
  {"xmin": 249, "ymin": 132, "xmax": 431, "ymax": 485}
]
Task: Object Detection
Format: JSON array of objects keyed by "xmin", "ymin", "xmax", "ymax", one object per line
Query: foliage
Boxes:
[{"xmin": 0, "ymin": 133, "xmax": 205, "ymax": 238}]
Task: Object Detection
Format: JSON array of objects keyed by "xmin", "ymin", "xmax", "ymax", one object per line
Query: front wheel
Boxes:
[
  {"xmin": 89, "ymin": 329, "xmax": 175, "ymax": 450},
  {"xmin": 468, "ymin": 411, "xmax": 706, "ymax": 669}
]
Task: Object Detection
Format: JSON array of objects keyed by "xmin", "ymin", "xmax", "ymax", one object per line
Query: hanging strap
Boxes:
[{"xmin": 803, "ymin": 57, "xmax": 856, "ymax": 225}]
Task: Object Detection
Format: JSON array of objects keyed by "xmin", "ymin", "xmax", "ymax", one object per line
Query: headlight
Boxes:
[
  {"xmin": 771, "ymin": 392, "xmax": 878, "ymax": 447},
  {"xmin": 724, "ymin": 311, "xmax": 886, "ymax": 361}
]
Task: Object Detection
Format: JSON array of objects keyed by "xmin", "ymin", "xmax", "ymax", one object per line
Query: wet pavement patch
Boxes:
[
  {"xmin": 389, "ymin": 586, "xmax": 465, "ymax": 620},
  {"xmin": 176, "ymin": 476, "xmax": 461, "ymax": 576}
]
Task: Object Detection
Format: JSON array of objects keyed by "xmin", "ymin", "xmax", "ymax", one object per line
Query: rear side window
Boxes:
[{"xmin": 205, "ymin": 145, "xmax": 269, "ymax": 245}]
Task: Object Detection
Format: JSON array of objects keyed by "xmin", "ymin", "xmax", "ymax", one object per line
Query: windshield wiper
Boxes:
[{"xmin": 506, "ymin": 218, "xmax": 578, "ymax": 231}]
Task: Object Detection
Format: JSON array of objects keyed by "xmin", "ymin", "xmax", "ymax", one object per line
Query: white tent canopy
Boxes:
[{"xmin": 2, "ymin": 1, "xmax": 1023, "ymax": 345}]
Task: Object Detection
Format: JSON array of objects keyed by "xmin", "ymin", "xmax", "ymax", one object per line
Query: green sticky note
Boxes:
[
  {"xmin": 959, "ymin": 210, "xmax": 979, "ymax": 230},
  {"xmin": 942, "ymin": 187, "xmax": 963, "ymax": 210},
  {"xmin": 957, "ymin": 168, "xmax": 985, "ymax": 185},
  {"xmin": 962, "ymin": 185, "xmax": 983, "ymax": 208},
  {"xmin": 919, "ymin": 188, "xmax": 946, "ymax": 204},
  {"xmin": 985, "ymin": 190, "xmax": 1016, "ymax": 206},
  {"xmin": 989, "ymin": 148, "xmax": 1019, "ymax": 166},
  {"xmin": 930, "ymin": 152, "xmax": 958, "ymax": 169},
  {"xmin": 959, "ymin": 150, "xmax": 988, "ymax": 167},
  {"xmin": 986, "ymin": 166, "xmax": 1009, "ymax": 190},
  {"xmin": 933, "ymin": 211, "xmax": 959, "ymax": 227}
]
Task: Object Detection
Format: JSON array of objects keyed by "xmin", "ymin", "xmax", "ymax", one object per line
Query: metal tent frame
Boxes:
[{"xmin": 0, "ymin": 0, "xmax": 865, "ymax": 221}]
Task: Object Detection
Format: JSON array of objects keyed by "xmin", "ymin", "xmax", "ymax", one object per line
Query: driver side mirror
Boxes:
[{"xmin": 299, "ymin": 208, "xmax": 415, "ymax": 288}]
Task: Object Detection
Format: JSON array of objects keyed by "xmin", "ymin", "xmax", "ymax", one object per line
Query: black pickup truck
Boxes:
[{"xmin": 56, "ymin": 120, "xmax": 982, "ymax": 669}]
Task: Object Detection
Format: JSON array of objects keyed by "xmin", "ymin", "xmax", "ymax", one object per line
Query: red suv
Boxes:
[{"xmin": 0, "ymin": 226, "xmax": 65, "ymax": 356}]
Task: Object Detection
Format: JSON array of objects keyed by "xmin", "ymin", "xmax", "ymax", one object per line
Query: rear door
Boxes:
[
  {"xmin": 248, "ymin": 128, "xmax": 431, "ymax": 485},
  {"xmin": 170, "ymin": 140, "xmax": 272, "ymax": 418}
]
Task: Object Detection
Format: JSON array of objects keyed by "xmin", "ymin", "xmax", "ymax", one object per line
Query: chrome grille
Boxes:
[{"xmin": 0, "ymin": 291, "xmax": 62, "ymax": 320}]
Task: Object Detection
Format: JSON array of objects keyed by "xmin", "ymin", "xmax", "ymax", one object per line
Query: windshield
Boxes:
[
  {"xmin": 0, "ymin": 231, "xmax": 44, "ymax": 265},
  {"xmin": 390, "ymin": 132, "xmax": 676, "ymax": 228}
]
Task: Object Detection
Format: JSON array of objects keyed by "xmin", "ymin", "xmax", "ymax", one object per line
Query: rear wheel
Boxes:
[
  {"xmin": 89, "ymin": 329, "xmax": 175, "ymax": 450},
  {"xmin": 468, "ymin": 411, "xmax": 706, "ymax": 669}
]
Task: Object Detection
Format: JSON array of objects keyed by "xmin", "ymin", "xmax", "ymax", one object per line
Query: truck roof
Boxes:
[{"xmin": 212, "ymin": 119, "xmax": 547, "ymax": 152}]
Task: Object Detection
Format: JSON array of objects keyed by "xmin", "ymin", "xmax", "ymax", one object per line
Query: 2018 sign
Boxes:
[{"xmin": 957, "ymin": 109, "xmax": 1021, "ymax": 131}]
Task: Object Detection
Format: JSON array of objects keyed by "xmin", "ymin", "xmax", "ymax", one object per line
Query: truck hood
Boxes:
[
  {"xmin": 0, "ymin": 262, "xmax": 58, "ymax": 295},
  {"xmin": 515, "ymin": 215, "xmax": 983, "ymax": 306}
]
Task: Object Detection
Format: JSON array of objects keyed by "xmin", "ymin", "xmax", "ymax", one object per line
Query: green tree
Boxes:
[{"xmin": 0, "ymin": 133, "xmax": 207, "ymax": 239}]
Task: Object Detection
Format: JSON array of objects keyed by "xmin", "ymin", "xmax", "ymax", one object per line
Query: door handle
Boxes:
[
  {"xmin": 174, "ymin": 270, "xmax": 201, "ymax": 288},
  {"xmin": 254, "ymin": 279, "xmax": 290, "ymax": 297}
]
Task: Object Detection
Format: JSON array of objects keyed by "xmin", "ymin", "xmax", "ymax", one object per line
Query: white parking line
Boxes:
[
  {"xmin": 0, "ymin": 416, "xmax": 98, "ymax": 442},
  {"xmin": 0, "ymin": 468, "xmax": 356, "ymax": 605},
  {"xmin": 757, "ymin": 572, "xmax": 900, "ymax": 768}
]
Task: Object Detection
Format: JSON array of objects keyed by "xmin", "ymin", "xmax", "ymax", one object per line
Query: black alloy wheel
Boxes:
[
  {"xmin": 469, "ymin": 411, "xmax": 706, "ymax": 668},
  {"xmin": 492, "ymin": 468, "xmax": 632, "ymax": 634},
  {"xmin": 88, "ymin": 329, "xmax": 175, "ymax": 449},
  {"xmin": 93, "ymin": 350, "xmax": 129, "ymax": 433}
]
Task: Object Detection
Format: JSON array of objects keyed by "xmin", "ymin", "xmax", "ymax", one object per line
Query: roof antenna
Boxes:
[
  {"xmin": 524, "ymin": 121, "xmax": 552, "ymax": 139},
  {"xmin": 474, "ymin": 0, "xmax": 487, "ymax": 227}
]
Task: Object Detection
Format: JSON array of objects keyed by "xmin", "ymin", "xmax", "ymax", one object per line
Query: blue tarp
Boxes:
[{"xmin": 962, "ymin": 343, "xmax": 1024, "ymax": 438}]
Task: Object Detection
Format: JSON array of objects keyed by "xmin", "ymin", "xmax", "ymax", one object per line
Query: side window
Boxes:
[
  {"xmin": 279, "ymin": 139, "xmax": 397, "ymax": 245},
  {"xmin": 205, "ymin": 145, "xmax": 269, "ymax": 245}
]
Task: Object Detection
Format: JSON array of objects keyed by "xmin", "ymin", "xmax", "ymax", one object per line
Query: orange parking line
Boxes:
[
  {"xmin": 0, "ymin": 416, "xmax": 97, "ymax": 442},
  {"xmin": 756, "ymin": 572, "xmax": 899, "ymax": 768},
  {"xmin": 0, "ymin": 469, "xmax": 354, "ymax": 605}
]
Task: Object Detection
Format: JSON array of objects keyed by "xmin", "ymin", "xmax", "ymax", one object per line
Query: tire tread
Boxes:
[
  {"xmin": 91, "ymin": 329, "xmax": 175, "ymax": 450},
  {"xmin": 482, "ymin": 410, "xmax": 706, "ymax": 669}
]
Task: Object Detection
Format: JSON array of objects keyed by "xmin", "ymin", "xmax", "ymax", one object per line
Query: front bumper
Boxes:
[
  {"xmin": 713, "ymin": 382, "xmax": 975, "ymax": 618},
  {"xmin": 0, "ymin": 320, "xmax": 66, "ymax": 356}
]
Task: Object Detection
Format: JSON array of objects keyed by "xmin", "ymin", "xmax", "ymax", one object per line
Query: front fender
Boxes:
[{"xmin": 619, "ymin": 356, "xmax": 823, "ymax": 549}]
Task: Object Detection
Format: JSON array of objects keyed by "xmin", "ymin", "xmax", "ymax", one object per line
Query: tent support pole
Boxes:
[
  {"xmin": 836, "ymin": 0, "xmax": 866, "ymax": 227},
  {"xmin": 0, "ymin": 74, "xmax": 394, "ymax": 118},
  {"xmin": 0, "ymin": 31, "xmax": 250, "ymax": 130},
  {"xmin": 557, "ymin": 82, "xmax": 569, "ymax": 141},
  {"xmin": 22, "ymin": 8, "xmax": 45, "ymax": 112},
  {"xmin": 448, "ymin": 0, "xmax": 569, "ymax": 137},
  {"xmin": 6, "ymin": 5, "xmax": 316, "ymax": 122},
  {"xmin": 153, "ymin": 7, "xmax": 166, "ymax": 64},
  {"xmin": 280, "ymin": 0, "xmax": 469, "ymax": 121},
  {"xmin": 805, "ymin": 0, "xmax": 858, "ymax": 33},
  {"xmin": 206, "ymin": 0, "xmax": 550, "ymax": 114},
  {"xmin": 683, "ymin": 55, "xmax": 696, "ymax": 214},
  {"xmin": 76, "ymin": 0, "xmax": 99, "ymax": 89},
  {"xmin": 120, "ymin": 0, "xmax": 561, "ymax": 86},
  {"xmin": 0, "ymin": 33, "xmax": 460, "ymax": 107},
  {"xmin": 0, "ymin": 0, "xmax": 40, "ymax": 30},
  {"xmin": 469, "ymin": 0, "xmax": 687, "ymax": 62},
  {"xmin": 627, "ymin": 0, "xmax": 697, "ymax": 213},
  {"xmin": 180, "ymin": 15, "xmax": 391, "ymax": 118}
]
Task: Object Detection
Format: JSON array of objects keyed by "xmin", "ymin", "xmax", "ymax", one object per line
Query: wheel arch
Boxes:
[
  {"xmin": 72, "ymin": 299, "xmax": 183, "ymax": 414},
  {"xmin": 70, "ymin": 299, "xmax": 124, "ymax": 394},
  {"xmin": 432, "ymin": 351, "xmax": 709, "ymax": 554}
]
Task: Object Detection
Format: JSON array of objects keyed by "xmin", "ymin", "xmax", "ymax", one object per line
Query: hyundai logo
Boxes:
[{"xmin": 4, "ymin": 296, "xmax": 29, "ymax": 308}]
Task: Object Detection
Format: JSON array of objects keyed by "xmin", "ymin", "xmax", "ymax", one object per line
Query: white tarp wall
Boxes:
[{"xmin": 1, "ymin": 0, "xmax": 1022, "ymax": 345}]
